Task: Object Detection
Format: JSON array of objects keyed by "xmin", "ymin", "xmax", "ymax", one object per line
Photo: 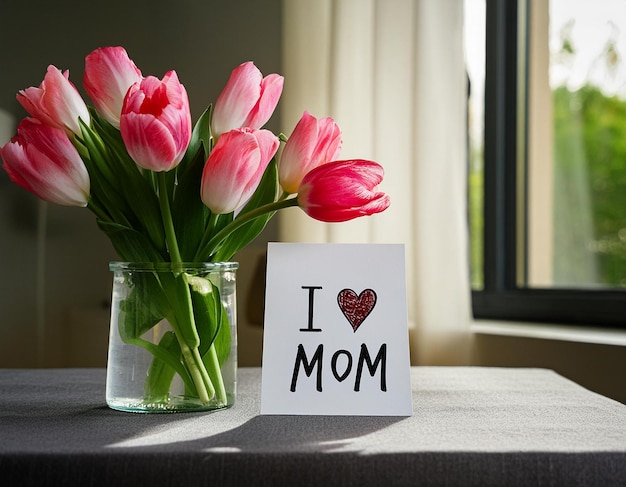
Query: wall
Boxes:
[{"xmin": 0, "ymin": 0, "xmax": 281, "ymax": 367}]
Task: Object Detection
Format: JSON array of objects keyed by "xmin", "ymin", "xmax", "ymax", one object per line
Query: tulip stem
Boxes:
[
  {"xmin": 200, "ymin": 197, "xmax": 300, "ymax": 259},
  {"xmin": 156, "ymin": 171, "xmax": 217, "ymax": 405},
  {"xmin": 157, "ymin": 172, "xmax": 182, "ymax": 264}
]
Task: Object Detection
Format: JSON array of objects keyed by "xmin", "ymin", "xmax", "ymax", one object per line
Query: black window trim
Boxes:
[{"xmin": 471, "ymin": 0, "xmax": 626, "ymax": 328}]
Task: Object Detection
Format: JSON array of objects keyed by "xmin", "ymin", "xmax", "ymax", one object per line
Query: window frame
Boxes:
[{"xmin": 471, "ymin": 0, "xmax": 626, "ymax": 328}]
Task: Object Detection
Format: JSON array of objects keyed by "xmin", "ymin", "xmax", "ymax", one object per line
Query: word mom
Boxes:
[{"xmin": 290, "ymin": 342, "xmax": 387, "ymax": 392}]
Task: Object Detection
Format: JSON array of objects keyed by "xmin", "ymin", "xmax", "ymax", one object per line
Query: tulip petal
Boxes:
[
  {"xmin": 120, "ymin": 71, "xmax": 191, "ymax": 171},
  {"xmin": 201, "ymin": 128, "xmax": 278, "ymax": 214},
  {"xmin": 0, "ymin": 118, "xmax": 89, "ymax": 206},
  {"xmin": 122, "ymin": 113, "xmax": 178, "ymax": 171},
  {"xmin": 84, "ymin": 46, "xmax": 143, "ymax": 128},
  {"xmin": 212, "ymin": 62, "xmax": 262, "ymax": 138},
  {"xmin": 278, "ymin": 111, "xmax": 342, "ymax": 194},
  {"xmin": 243, "ymin": 73, "xmax": 284, "ymax": 129},
  {"xmin": 43, "ymin": 67, "xmax": 91, "ymax": 135},
  {"xmin": 314, "ymin": 117, "xmax": 343, "ymax": 163},
  {"xmin": 297, "ymin": 160, "xmax": 389, "ymax": 222},
  {"xmin": 211, "ymin": 62, "xmax": 283, "ymax": 138},
  {"xmin": 17, "ymin": 66, "xmax": 90, "ymax": 136}
]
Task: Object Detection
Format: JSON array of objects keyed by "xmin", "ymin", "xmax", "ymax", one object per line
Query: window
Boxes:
[{"xmin": 467, "ymin": 0, "xmax": 626, "ymax": 327}]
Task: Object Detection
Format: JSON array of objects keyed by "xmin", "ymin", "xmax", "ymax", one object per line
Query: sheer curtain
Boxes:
[{"xmin": 280, "ymin": 0, "xmax": 473, "ymax": 365}]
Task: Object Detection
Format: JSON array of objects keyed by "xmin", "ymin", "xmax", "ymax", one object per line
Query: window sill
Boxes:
[{"xmin": 471, "ymin": 320, "xmax": 626, "ymax": 347}]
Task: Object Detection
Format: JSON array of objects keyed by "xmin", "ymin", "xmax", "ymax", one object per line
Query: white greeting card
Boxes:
[{"xmin": 260, "ymin": 243, "xmax": 412, "ymax": 416}]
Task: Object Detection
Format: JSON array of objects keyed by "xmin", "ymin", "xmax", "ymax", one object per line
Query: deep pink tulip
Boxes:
[
  {"xmin": 278, "ymin": 111, "xmax": 342, "ymax": 194},
  {"xmin": 0, "ymin": 118, "xmax": 90, "ymax": 206},
  {"xmin": 201, "ymin": 128, "xmax": 279, "ymax": 214},
  {"xmin": 297, "ymin": 160, "xmax": 390, "ymax": 222},
  {"xmin": 84, "ymin": 46, "xmax": 143, "ymax": 128},
  {"xmin": 211, "ymin": 62, "xmax": 284, "ymax": 138},
  {"xmin": 120, "ymin": 71, "xmax": 192, "ymax": 172},
  {"xmin": 17, "ymin": 66, "xmax": 90, "ymax": 136}
]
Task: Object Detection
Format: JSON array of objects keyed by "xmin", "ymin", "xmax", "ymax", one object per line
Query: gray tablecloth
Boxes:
[{"xmin": 0, "ymin": 367, "xmax": 625, "ymax": 486}]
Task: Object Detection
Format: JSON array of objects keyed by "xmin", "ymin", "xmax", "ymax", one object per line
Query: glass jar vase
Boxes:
[{"xmin": 106, "ymin": 262, "xmax": 238, "ymax": 413}]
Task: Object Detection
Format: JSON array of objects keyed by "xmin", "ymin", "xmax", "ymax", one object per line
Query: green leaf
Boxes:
[
  {"xmin": 89, "ymin": 114, "xmax": 167, "ymax": 255},
  {"xmin": 211, "ymin": 159, "xmax": 279, "ymax": 261},
  {"xmin": 213, "ymin": 298, "xmax": 231, "ymax": 366},
  {"xmin": 172, "ymin": 148, "xmax": 211, "ymax": 261},
  {"xmin": 187, "ymin": 276, "xmax": 219, "ymax": 354},
  {"xmin": 79, "ymin": 122, "xmax": 133, "ymax": 225},
  {"xmin": 171, "ymin": 107, "xmax": 218, "ymax": 261},
  {"xmin": 96, "ymin": 220, "xmax": 165, "ymax": 262},
  {"xmin": 187, "ymin": 275, "xmax": 231, "ymax": 366},
  {"xmin": 124, "ymin": 335, "xmax": 196, "ymax": 394},
  {"xmin": 180, "ymin": 105, "xmax": 212, "ymax": 172},
  {"xmin": 154, "ymin": 271, "xmax": 201, "ymax": 350},
  {"xmin": 118, "ymin": 271, "xmax": 170, "ymax": 342},
  {"xmin": 144, "ymin": 331, "xmax": 180, "ymax": 401}
]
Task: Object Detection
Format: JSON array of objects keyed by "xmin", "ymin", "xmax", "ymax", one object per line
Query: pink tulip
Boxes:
[
  {"xmin": 211, "ymin": 62, "xmax": 284, "ymax": 138},
  {"xmin": 120, "ymin": 71, "xmax": 192, "ymax": 172},
  {"xmin": 201, "ymin": 128, "xmax": 279, "ymax": 214},
  {"xmin": 297, "ymin": 160, "xmax": 390, "ymax": 222},
  {"xmin": 84, "ymin": 46, "xmax": 143, "ymax": 128},
  {"xmin": 0, "ymin": 118, "xmax": 90, "ymax": 206},
  {"xmin": 278, "ymin": 111, "xmax": 342, "ymax": 194},
  {"xmin": 17, "ymin": 66, "xmax": 90, "ymax": 136}
]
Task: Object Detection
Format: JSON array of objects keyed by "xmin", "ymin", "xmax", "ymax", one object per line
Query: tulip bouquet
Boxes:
[{"xmin": 0, "ymin": 46, "xmax": 389, "ymax": 409}]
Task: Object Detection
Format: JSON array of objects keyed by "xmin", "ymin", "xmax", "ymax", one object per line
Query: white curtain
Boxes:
[{"xmin": 280, "ymin": 0, "xmax": 473, "ymax": 365}]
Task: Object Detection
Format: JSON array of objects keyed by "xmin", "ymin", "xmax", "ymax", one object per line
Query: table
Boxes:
[{"xmin": 1, "ymin": 367, "xmax": 625, "ymax": 486}]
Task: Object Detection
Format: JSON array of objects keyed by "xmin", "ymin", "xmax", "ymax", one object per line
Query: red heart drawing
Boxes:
[{"xmin": 337, "ymin": 288, "xmax": 377, "ymax": 332}]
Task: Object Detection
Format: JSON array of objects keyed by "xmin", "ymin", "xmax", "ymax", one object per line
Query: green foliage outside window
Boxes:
[
  {"xmin": 553, "ymin": 84, "xmax": 626, "ymax": 287},
  {"xmin": 469, "ymin": 83, "xmax": 626, "ymax": 289}
]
